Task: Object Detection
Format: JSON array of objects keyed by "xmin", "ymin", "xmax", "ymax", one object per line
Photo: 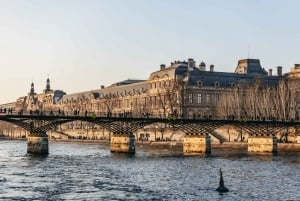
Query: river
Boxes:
[{"xmin": 0, "ymin": 140, "xmax": 299, "ymax": 201}]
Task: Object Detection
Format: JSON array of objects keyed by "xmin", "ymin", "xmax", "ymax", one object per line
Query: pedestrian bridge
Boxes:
[{"xmin": 0, "ymin": 114, "xmax": 299, "ymax": 154}]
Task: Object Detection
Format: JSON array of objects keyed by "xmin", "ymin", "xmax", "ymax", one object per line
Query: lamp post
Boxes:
[
  {"xmin": 130, "ymin": 102, "xmax": 133, "ymax": 117},
  {"xmin": 159, "ymin": 124, "xmax": 164, "ymax": 141},
  {"xmin": 43, "ymin": 100, "xmax": 46, "ymax": 115},
  {"xmin": 155, "ymin": 125, "xmax": 157, "ymax": 141}
]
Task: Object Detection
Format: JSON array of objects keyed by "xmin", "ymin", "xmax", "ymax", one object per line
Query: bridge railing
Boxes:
[{"xmin": 3, "ymin": 109, "xmax": 300, "ymax": 123}]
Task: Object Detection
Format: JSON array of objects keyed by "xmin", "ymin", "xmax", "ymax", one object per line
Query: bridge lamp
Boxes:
[{"xmin": 130, "ymin": 102, "xmax": 133, "ymax": 117}]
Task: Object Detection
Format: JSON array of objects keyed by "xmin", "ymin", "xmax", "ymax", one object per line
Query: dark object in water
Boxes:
[{"xmin": 216, "ymin": 168, "xmax": 229, "ymax": 193}]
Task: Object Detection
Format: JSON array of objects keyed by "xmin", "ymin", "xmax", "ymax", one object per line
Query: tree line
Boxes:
[{"xmin": 216, "ymin": 79, "xmax": 300, "ymax": 121}]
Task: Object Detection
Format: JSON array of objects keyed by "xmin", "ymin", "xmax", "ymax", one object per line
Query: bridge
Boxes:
[{"xmin": 1, "ymin": 114, "xmax": 299, "ymax": 154}]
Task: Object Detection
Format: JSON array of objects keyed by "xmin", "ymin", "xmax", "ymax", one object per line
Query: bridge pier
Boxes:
[
  {"xmin": 183, "ymin": 133, "xmax": 211, "ymax": 155},
  {"xmin": 110, "ymin": 133, "xmax": 135, "ymax": 154},
  {"xmin": 27, "ymin": 134, "xmax": 49, "ymax": 154},
  {"xmin": 248, "ymin": 134, "xmax": 277, "ymax": 153}
]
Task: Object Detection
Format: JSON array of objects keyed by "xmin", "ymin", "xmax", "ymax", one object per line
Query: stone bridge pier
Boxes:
[
  {"xmin": 183, "ymin": 133, "xmax": 211, "ymax": 155},
  {"xmin": 27, "ymin": 134, "xmax": 49, "ymax": 154},
  {"xmin": 248, "ymin": 134, "xmax": 277, "ymax": 153},
  {"xmin": 110, "ymin": 132, "xmax": 135, "ymax": 154}
]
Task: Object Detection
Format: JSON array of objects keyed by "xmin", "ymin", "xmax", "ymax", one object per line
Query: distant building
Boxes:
[
  {"xmin": 1, "ymin": 58, "xmax": 299, "ymax": 120},
  {"xmin": 14, "ymin": 78, "xmax": 66, "ymax": 114}
]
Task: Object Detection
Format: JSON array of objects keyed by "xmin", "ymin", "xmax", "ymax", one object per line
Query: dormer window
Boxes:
[
  {"xmin": 197, "ymin": 81, "xmax": 203, "ymax": 87},
  {"xmin": 214, "ymin": 81, "xmax": 220, "ymax": 88}
]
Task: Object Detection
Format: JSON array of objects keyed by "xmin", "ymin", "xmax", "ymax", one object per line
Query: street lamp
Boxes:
[
  {"xmin": 155, "ymin": 125, "xmax": 157, "ymax": 141},
  {"xmin": 130, "ymin": 102, "xmax": 133, "ymax": 117}
]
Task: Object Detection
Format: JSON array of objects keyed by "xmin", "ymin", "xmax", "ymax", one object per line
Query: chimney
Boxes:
[
  {"xmin": 199, "ymin": 61, "xmax": 206, "ymax": 71},
  {"xmin": 160, "ymin": 64, "xmax": 166, "ymax": 70},
  {"xmin": 101, "ymin": 85, "xmax": 105, "ymax": 89},
  {"xmin": 188, "ymin": 58, "xmax": 194, "ymax": 71},
  {"xmin": 210, "ymin": 64, "xmax": 214, "ymax": 72},
  {"xmin": 277, "ymin": 66, "xmax": 283, "ymax": 76},
  {"xmin": 268, "ymin": 69, "xmax": 272, "ymax": 76}
]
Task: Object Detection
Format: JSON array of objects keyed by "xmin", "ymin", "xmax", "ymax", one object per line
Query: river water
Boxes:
[{"xmin": 0, "ymin": 140, "xmax": 299, "ymax": 201}]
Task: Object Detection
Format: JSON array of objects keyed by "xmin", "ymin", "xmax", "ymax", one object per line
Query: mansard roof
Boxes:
[
  {"xmin": 58, "ymin": 90, "xmax": 100, "ymax": 103},
  {"xmin": 149, "ymin": 62, "xmax": 188, "ymax": 80},
  {"xmin": 234, "ymin": 59, "xmax": 268, "ymax": 75},
  {"xmin": 110, "ymin": 79, "xmax": 146, "ymax": 87},
  {"xmin": 187, "ymin": 68, "xmax": 279, "ymax": 87},
  {"xmin": 148, "ymin": 58, "xmax": 278, "ymax": 88},
  {"xmin": 101, "ymin": 80, "xmax": 148, "ymax": 96}
]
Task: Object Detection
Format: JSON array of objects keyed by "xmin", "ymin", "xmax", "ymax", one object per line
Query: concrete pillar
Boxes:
[
  {"xmin": 248, "ymin": 134, "xmax": 277, "ymax": 153},
  {"xmin": 296, "ymin": 135, "xmax": 300, "ymax": 143},
  {"xmin": 183, "ymin": 133, "xmax": 211, "ymax": 155},
  {"xmin": 27, "ymin": 134, "xmax": 49, "ymax": 154},
  {"xmin": 110, "ymin": 133, "xmax": 135, "ymax": 154}
]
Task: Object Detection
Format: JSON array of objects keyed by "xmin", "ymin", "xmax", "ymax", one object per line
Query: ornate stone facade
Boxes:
[{"xmin": 1, "ymin": 58, "xmax": 300, "ymax": 121}]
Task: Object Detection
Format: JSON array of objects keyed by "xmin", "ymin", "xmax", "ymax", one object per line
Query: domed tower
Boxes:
[
  {"xmin": 43, "ymin": 77, "xmax": 53, "ymax": 94},
  {"xmin": 46, "ymin": 78, "xmax": 50, "ymax": 91},
  {"xmin": 28, "ymin": 82, "xmax": 36, "ymax": 95}
]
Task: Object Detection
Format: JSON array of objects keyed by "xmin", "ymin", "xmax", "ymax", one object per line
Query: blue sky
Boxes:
[{"xmin": 0, "ymin": 0, "xmax": 299, "ymax": 103}]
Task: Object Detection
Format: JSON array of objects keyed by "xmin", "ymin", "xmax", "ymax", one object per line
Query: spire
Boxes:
[
  {"xmin": 30, "ymin": 82, "xmax": 35, "ymax": 94},
  {"xmin": 46, "ymin": 77, "xmax": 51, "ymax": 92}
]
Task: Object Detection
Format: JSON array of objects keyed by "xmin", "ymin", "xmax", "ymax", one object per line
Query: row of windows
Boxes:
[
  {"xmin": 188, "ymin": 93, "xmax": 219, "ymax": 104},
  {"xmin": 60, "ymin": 93, "xmax": 220, "ymax": 111},
  {"xmin": 150, "ymin": 80, "xmax": 173, "ymax": 89},
  {"xmin": 196, "ymin": 81, "xmax": 220, "ymax": 87}
]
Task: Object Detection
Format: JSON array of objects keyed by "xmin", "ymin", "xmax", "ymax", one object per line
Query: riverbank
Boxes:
[{"xmin": 1, "ymin": 137, "xmax": 300, "ymax": 152}]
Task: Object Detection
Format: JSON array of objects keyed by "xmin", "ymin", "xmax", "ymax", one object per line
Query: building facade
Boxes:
[{"xmin": 1, "ymin": 58, "xmax": 300, "ymax": 121}]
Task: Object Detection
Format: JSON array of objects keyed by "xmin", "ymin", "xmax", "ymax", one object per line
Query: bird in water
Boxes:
[{"xmin": 216, "ymin": 168, "xmax": 229, "ymax": 193}]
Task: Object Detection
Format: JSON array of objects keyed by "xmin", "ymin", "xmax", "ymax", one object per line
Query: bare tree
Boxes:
[{"xmin": 101, "ymin": 93, "xmax": 118, "ymax": 116}]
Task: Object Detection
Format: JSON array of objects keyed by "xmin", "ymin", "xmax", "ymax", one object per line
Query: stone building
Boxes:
[
  {"xmin": 14, "ymin": 78, "xmax": 66, "ymax": 114},
  {"xmin": 1, "ymin": 58, "xmax": 300, "ymax": 120},
  {"xmin": 1, "ymin": 58, "xmax": 300, "ymax": 141}
]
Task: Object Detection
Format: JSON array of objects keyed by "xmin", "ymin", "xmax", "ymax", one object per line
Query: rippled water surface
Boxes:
[{"xmin": 0, "ymin": 140, "xmax": 299, "ymax": 201}]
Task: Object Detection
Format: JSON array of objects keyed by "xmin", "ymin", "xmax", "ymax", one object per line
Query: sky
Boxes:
[{"xmin": 0, "ymin": 0, "xmax": 299, "ymax": 104}]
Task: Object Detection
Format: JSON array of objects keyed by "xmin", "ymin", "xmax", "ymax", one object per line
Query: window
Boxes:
[
  {"xmin": 189, "ymin": 93, "xmax": 193, "ymax": 103},
  {"xmin": 206, "ymin": 94, "xmax": 211, "ymax": 104},
  {"xmin": 215, "ymin": 94, "xmax": 219, "ymax": 104},
  {"xmin": 197, "ymin": 81, "xmax": 203, "ymax": 87},
  {"xmin": 214, "ymin": 81, "xmax": 220, "ymax": 88},
  {"xmin": 197, "ymin": 93, "xmax": 202, "ymax": 104}
]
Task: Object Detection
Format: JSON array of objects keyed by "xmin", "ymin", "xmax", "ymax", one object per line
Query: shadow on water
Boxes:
[
  {"xmin": 25, "ymin": 153, "xmax": 49, "ymax": 161},
  {"xmin": 110, "ymin": 152, "xmax": 136, "ymax": 160}
]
